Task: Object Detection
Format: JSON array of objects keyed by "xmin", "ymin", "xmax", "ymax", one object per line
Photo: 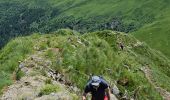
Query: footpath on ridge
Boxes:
[
  {"xmin": 1, "ymin": 50, "xmax": 79, "ymax": 100},
  {"xmin": 141, "ymin": 67, "xmax": 170, "ymax": 100},
  {"xmin": 1, "ymin": 50, "xmax": 118, "ymax": 100}
]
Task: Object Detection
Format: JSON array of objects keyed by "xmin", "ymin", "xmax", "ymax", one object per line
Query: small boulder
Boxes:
[{"xmin": 111, "ymin": 84, "xmax": 120, "ymax": 96}]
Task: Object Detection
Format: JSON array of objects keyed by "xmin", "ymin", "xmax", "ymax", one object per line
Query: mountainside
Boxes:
[
  {"xmin": 132, "ymin": 18, "xmax": 170, "ymax": 58},
  {"xmin": 1, "ymin": 29, "xmax": 170, "ymax": 99},
  {"xmin": 0, "ymin": 0, "xmax": 170, "ymax": 58}
]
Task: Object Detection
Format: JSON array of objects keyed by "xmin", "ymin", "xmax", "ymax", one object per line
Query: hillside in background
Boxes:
[
  {"xmin": 0, "ymin": 0, "xmax": 170, "ymax": 58},
  {"xmin": 1, "ymin": 29, "xmax": 170, "ymax": 99}
]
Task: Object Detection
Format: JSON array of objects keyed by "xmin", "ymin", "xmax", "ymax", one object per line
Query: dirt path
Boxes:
[
  {"xmin": 1, "ymin": 51, "xmax": 78, "ymax": 100},
  {"xmin": 141, "ymin": 67, "xmax": 170, "ymax": 100},
  {"xmin": 1, "ymin": 50, "xmax": 117, "ymax": 100}
]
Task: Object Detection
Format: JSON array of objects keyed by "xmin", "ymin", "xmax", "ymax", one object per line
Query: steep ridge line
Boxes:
[
  {"xmin": 141, "ymin": 67, "xmax": 170, "ymax": 100},
  {"xmin": 29, "ymin": 50, "xmax": 118, "ymax": 100},
  {"xmin": 1, "ymin": 50, "xmax": 118, "ymax": 100},
  {"xmin": 1, "ymin": 51, "xmax": 80, "ymax": 100}
]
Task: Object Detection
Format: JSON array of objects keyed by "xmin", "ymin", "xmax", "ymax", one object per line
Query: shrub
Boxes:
[{"xmin": 39, "ymin": 84, "xmax": 61, "ymax": 96}]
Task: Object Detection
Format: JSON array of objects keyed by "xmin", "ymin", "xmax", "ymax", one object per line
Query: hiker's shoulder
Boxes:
[
  {"xmin": 100, "ymin": 78, "xmax": 109, "ymax": 86},
  {"xmin": 86, "ymin": 80, "xmax": 92, "ymax": 87},
  {"xmin": 99, "ymin": 77, "xmax": 107, "ymax": 82}
]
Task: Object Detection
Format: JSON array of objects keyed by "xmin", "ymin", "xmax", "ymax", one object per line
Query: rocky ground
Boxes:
[
  {"xmin": 1, "ymin": 50, "xmax": 118, "ymax": 100},
  {"xmin": 1, "ymin": 51, "xmax": 79, "ymax": 100},
  {"xmin": 141, "ymin": 67, "xmax": 170, "ymax": 100}
]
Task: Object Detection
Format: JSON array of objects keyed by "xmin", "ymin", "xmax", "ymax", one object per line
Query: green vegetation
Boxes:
[
  {"xmin": 1, "ymin": 29, "xmax": 170, "ymax": 99},
  {"xmin": 44, "ymin": 78, "xmax": 52, "ymax": 84},
  {"xmin": 39, "ymin": 84, "xmax": 61, "ymax": 96},
  {"xmin": 0, "ymin": 0, "xmax": 170, "ymax": 59},
  {"xmin": 1, "ymin": 0, "xmax": 170, "ymax": 99},
  {"xmin": 15, "ymin": 69, "xmax": 25, "ymax": 80},
  {"xmin": 132, "ymin": 19, "xmax": 170, "ymax": 58},
  {"xmin": 0, "ymin": 35, "xmax": 37, "ymax": 94}
]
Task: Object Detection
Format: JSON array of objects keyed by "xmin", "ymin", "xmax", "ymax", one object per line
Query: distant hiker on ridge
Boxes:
[
  {"xmin": 82, "ymin": 76, "xmax": 111, "ymax": 100},
  {"xmin": 119, "ymin": 42, "xmax": 124, "ymax": 50}
]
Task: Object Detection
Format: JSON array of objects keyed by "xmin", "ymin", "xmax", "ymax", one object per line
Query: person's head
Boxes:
[{"xmin": 91, "ymin": 76, "xmax": 101, "ymax": 90}]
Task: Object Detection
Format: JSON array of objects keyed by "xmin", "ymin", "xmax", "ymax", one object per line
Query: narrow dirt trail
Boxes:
[
  {"xmin": 141, "ymin": 67, "xmax": 170, "ymax": 100},
  {"xmin": 1, "ymin": 51, "xmax": 79, "ymax": 100},
  {"xmin": 1, "ymin": 50, "xmax": 118, "ymax": 100}
]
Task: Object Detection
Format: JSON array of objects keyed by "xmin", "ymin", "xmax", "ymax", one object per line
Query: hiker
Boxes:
[
  {"xmin": 119, "ymin": 42, "xmax": 124, "ymax": 50},
  {"xmin": 82, "ymin": 76, "xmax": 111, "ymax": 100}
]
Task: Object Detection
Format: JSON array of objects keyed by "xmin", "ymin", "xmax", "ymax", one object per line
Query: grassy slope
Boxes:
[
  {"xmin": 0, "ymin": 0, "xmax": 170, "ymax": 58},
  {"xmin": 0, "ymin": 35, "xmax": 36, "ymax": 93},
  {"xmin": 1, "ymin": 29, "xmax": 170, "ymax": 99},
  {"xmin": 132, "ymin": 15, "xmax": 170, "ymax": 58},
  {"xmin": 61, "ymin": 0, "xmax": 170, "ymax": 58}
]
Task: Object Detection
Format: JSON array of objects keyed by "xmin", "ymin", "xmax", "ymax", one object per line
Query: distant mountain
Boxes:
[{"xmin": 0, "ymin": 0, "xmax": 170, "ymax": 58}]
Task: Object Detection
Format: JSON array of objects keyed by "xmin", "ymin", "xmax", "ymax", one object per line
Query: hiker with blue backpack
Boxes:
[{"xmin": 82, "ymin": 76, "xmax": 111, "ymax": 100}]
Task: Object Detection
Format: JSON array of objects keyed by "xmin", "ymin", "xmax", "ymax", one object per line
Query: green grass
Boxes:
[
  {"xmin": 56, "ymin": 30, "xmax": 165, "ymax": 99},
  {"xmin": 1, "ymin": 29, "xmax": 170, "ymax": 99},
  {"xmin": 1, "ymin": 0, "xmax": 170, "ymax": 59},
  {"xmin": 132, "ymin": 18, "xmax": 170, "ymax": 58},
  {"xmin": 0, "ymin": 0, "xmax": 170, "ymax": 98},
  {"xmin": 0, "ymin": 35, "xmax": 38, "ymax": 94},
  {"xmin": 39, "ymin": 84, "xmax": 61, "ymax": 96},
  {"xmin": 151, "ymin": 67, "xmax": 170, "ymax": 92}
]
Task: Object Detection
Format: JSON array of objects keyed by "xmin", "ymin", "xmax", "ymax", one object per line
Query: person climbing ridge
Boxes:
[
  {"xmin": 82, "ymin": 76, "xmax": 111, "ymax": 100},
  {"xmin": 119, "ymin": 42, "xmax": 124, "ymax": 50}
]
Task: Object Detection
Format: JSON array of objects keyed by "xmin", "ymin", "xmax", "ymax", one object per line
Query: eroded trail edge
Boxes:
[{"xmin": 141, "ymin": 67, "xmax": 170, "ymax": 100}]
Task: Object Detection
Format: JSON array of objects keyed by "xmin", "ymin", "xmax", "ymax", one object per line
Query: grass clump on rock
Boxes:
[{"xmin": 39, "ymin": 84, "xmax": 61, "ymax": 96}]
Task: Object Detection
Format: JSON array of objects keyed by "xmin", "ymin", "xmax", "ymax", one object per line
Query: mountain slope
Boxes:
[
  {"xmin": 1, "ymin": 29, "xmax": 170, "ymax": 99},
  {"xmin": 0, "ymin": 0, "xmax": 170, "ymax": 58},
  {"xmin": 132, "ymin": 18, "xmax": 170, "ymax": 58}
]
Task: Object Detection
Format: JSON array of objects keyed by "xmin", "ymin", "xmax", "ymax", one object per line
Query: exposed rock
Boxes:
[
  {"xmin": 1, "ymin": 50, "xmax": 118, "ymax": 100},
  {"xmin": 35, "ymin": 92, "xmax": 74, "ymax": 100},
  {"xmin": 141, "ymin": 67, "xmax": 170, "ymax": 100},
  {"xmin": 1, "ymin": 51, "xmax": 78, "ymax": 100},
  {"xmin": 24, "ymin": 81, "xmax": 31, "ymax": 86},
  {"xmin": 111, "ymin": 84, "xmax": 120, "ymax": 96}
]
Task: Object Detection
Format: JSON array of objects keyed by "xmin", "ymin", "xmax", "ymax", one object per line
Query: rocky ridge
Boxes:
[{"xmin": 1, "ymin": 50, "xmax": 79, "ymax": 100}]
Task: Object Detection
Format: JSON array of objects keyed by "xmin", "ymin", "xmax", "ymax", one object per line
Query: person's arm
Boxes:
[
  {"xmin": 105, "ymin": 87, "xmax": 111, "ymax": 100},
  {"xmin": 83, "ymin": 83, "xmax": 91, "ymax": 100},
  {"xmin": 82, "ymin": 92, "xmax": 87, "ymax": 100},
  {"xmin": 101, "ymin": 79, "xmax": 111, "ymax": 100}
]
